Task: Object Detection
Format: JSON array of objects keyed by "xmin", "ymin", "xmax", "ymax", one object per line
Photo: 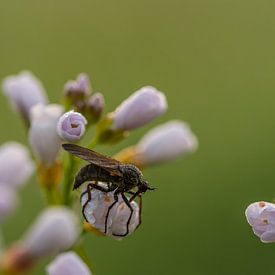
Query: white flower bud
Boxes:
[
  {"xmin": 245, "ymin": 201, "xmax": 275, "ymax": 243},
  {"xmin": 29, "ymin": 104, "xmax": 64, "ymax": 165},
  {"xmin": 81, "ymin": 188, "xmax": 120, "ymax": 233},
  {"xmin": 0, "ymin": 185, "xmax": 18, "ymax": 222},
  {"xmin": 57, "ymin": 111, "xmax": 87, "ymax": 142},
  {"xmin": 134, "ymin": 120, "xmax": 198, "ymax": 166},
  {"xmin": 113, "ymin": 86, "xmax": 167, "ymax": 130},
  {"xmin": 81, "ymin": 186, "xmax": 139, "ymax": 238},
  {"xmin": 46, "ymin": 252, "xmax": 92, "ymax": 275},
  {"xmin": 23, "ymin": 207, "xmax": 80, "ymax": 259},
  {"xmin": 109, "ymin": 200, "xmax": 139, "ymax": 240},
  {"xmin": 0, "ymin": 142, "xmax": 34, "ymax": 188},
  {"xmin": 2, "ymin": 71, "xmax": 48, "ymax": 121}
]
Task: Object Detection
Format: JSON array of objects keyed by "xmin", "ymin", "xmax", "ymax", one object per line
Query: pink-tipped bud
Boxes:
[
  {"xmin": 29, "ymin": 104, "xmax": 64, "ymax": 166},
  {"xmin": 87, "ymin": 93, "xmax": 105, "ymax": 121},
  {"xmin": 64, "ymin": 73, "xmax": 91, "ymax": 103},
  {"xmin": 2, "ymin": 71, "xmax": 48, "ymax": 123},
  {"xmin": 113, "ymin": 86, "xmax": 167, "ymax": 130},
  {"xmin": 57, "ymin": 111, "xmax": 87, "ymax": 142},
  {"xmin": 0, "ymin": 142, "xmax": 34, "ymax": 188},
  {"xmin": 46, "ymin": 252, "xmax": 92, "ymax": 275}
]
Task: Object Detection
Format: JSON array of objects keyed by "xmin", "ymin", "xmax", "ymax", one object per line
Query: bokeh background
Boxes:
[{"xmin": 0, "ymin": 0, "xmax": 275, "ymax": 274}]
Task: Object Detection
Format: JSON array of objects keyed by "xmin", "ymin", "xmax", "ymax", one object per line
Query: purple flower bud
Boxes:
[
  {"xmin": 87, "ymin": 93, "xmax": 105, "ymax": 121},
  {"xmin": 47, "ymin": 252, "xmax": 92, "ymax": 275},
  {"xmin": 245, "ymin": 201, "xmax": 275, "ymax": 243},
  {"xmin": 0, "ymin": 185, "xmax": 18, "ymax": 222},
  {"xmin": 135, "ymin": 120, "xmax": 198, "ymax": 166},
  {"xmin": 57, "ymin": 111, "xmax": 87, "ymax": 142},
  {"xmin": 64, "ymin": 73, "xmax": 91, "ymax": 102},
  {"xmin": 0, "ymin": 142, "xmax": 34, "ymax": 188},
  {"xmin": 113, "ymin": 86, "xmax": 167, "ymax": 130},
  {"xmin": 23, "ymin": 207, "xmax": 80, "ymax": 259},
  {"xmin": 29, "ymin": 104, "xmax": 64, "ymax": 166},
  {"xmin": 2, "ymin": 71, "xmax": 48, "ymax": 122}
]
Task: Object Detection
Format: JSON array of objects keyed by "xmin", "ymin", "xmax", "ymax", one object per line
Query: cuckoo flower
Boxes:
[
  {"xmin": 87, "ymin": 92, "xmax": 105, "ymax": 121},
  {"xmin": 47, "ymin": 252, "xmax": 92, "ymax": 275},
  {"xmin": 0, "ymin": 185, "xmax": 18, "ymax": 222},
  {"xmin": 81, "ymin": 186, "xmax": 139, "ymax": 239},
  {"xmin": 245, "ymin": 201, "xmax": 275, "ymax": 243},
  {"xmin": 2, "ymin": 207, "xmax": 80, "ymax": 273},
  {"xmin": 2, "ymin": 71, "xmax": 48, "ymax": 123},
  {"xmin": 0, "ymin": 142, "xmax": 34, "ymax": 188},
  {"xmin": 29, "ymin": 104, "xmax": 64, "ymax": 166},
  {"xmin": 57, "ymin": 111, "xmax": 87, "ymax": 142},
  {"xmin": 112, "ymin": 86, "xmax": 167, "ymax": 131},
  {"xmin": 115, "ymin": 120, "xmax": 198, "ymax": 167},
  {"xmin": 64, "ymin": 73, "xmax": 91, "ymax": 104}
]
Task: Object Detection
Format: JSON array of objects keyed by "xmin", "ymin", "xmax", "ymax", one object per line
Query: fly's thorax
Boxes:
[{"xmin": 119, "ymin": 164, "xmax": 143, "ymax": 188}]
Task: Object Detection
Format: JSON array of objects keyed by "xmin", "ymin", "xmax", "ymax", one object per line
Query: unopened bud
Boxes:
[
  {"xmin": 86, "ymin": 93, "xmax": 105, "ymax": 122},
  {"xmin": 57, "ymin": 111, "xmax": 87, "ymax": 142}
]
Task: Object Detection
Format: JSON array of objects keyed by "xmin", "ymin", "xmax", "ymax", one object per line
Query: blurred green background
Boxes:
[{"xmin": 1, "ymin": 0, "xmax": 275, "ymax": 274}]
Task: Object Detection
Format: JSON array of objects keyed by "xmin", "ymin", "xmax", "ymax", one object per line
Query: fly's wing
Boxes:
[{"xmin": 62, "ymin": 143, "xmax": 123, "ymax": 177}]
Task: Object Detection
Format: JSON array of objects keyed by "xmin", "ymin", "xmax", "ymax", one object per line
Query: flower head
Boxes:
[
  {"xmin": 2, "ymin": 71, "xmax": 48, "ymax": 122},
  {"xmin": 29, "ymin": 104, "xmax": 64, "ymax": 166},
  {"xmin": 64, "ymin": 73, "xmax": 91, "ymax": 104},
  {"xmin": 57, "ymin": 111, "xmax": 87, "ymax": 142},
  {"xmin": 115, "ymin": 120, "xmax": 198, "ymax": 167},
  {"xmin": 113, "ymin": 86, "xmax": 167, "ymax": 130},
  {"xmin": 46, "ymin": 252, "xmax": 92, "ymax": 275},
  {"xmin": 0, "ymin": 142, "xmax": 34, "ymax": 188},
  {"xmin": 2, "ymin": 207, "xmax": 80, "ymax": 274},
  {"xmin": 0, "ymin": 185, "xmax": 18, "ymax": 222},
  {"xmin": 245, "ymin": 201, "xmax": 275, "ymax": 243},
  {"xmin": 87, "ymin": 93, "xmax": 105, "ymax": 121},
  {"xmin": 81, "ymin": 185, "xmax": 139, "ymax": 239},
  {"xmin": 23, "ymin": 207, "xmax": 80, "ymax": 259}
]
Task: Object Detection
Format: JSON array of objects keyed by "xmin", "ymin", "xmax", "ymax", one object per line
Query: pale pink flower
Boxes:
[
  {"xmin": 134, "ymin": 120, "xmax": 198, "ymax": 166},
  {"xmin": 29, "ymin": 104, "xmax": 64, "ymax": 165},
  {"xmin": 113, "ymin": 86, "xmax": 167, "ymax": 130},
  {"xmin": 57, "ymin": 111, "xmax": 87, "ymax": 142},
  {"xmin": 245, "ymin": 201, "xmax": 275, "ymax": 243},
  {"xmin": 0, "ymin": 142, "xmax": 34, "ymax": 188},
  {"xmin": 2, "ymin": 71, "xmax": 48, "ymax": 121},
  {"xmin": 46, "ymin": 252, "xmax": 92, "ymax": 275}
]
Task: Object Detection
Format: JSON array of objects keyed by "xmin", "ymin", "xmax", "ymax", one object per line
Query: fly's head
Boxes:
[
  {"xmin": 121, "ymin": 164, "xmax": 143, "ymax": 188},
  {"xmin": 138, "ymin": 180, "xmax": 156, "ymax": 194}
]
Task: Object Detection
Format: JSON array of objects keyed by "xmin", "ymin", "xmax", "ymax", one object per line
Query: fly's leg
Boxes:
[
  {"xmin": 113, "ymin": 193, "xmax": 133, "ymax": 237},
  {"xmin": 81, "ymin": 183, "xmax": 112, "ymax": 222},
  {"xmin": 104, "ymin": 189, "xmax": 119, "ymax": 234},
  {"xmin": 126, "ymin": 191, "xmax": 142, "ymax": 231}
]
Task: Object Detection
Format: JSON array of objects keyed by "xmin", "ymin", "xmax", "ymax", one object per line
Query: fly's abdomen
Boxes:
[{"xmin": 73, "ymin": 164, "xmax": 113, "ymax": 190}]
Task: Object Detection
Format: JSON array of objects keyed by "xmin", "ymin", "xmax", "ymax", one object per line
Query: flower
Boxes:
[
  {"xmin": 245, "ymin": 201, "xmax": 275, "ymax": 243},
  {"xmin": 46, "ymin": 252, "xmax": 92, "ymax": 275},
  {"xmin": 2, "ymin": 207, "xmax": 80, "ymax": 274},
  {"xmin": 81, "ymin": 185, "xmax": 139, "ymax": 239},
  {"xmin": 112, "ymin": 86, "xmax": 167, "ymax": 130},
  {"xmin": 64, "ymin": 73, "xmax": 91, "ymax": 104},
  {"xmin": 115, "ymin": 120, "xmax": 198, "ymax": 167},
  {"xmin": 2, "ymin": 71, "xmax": 48, "ymax": 122},
  {"xmin": 0, "ymin": 142, "xmax": 34, "ymax": 188},
  {"xmin": 29, "ymin": 104, "xmax": 64, "ymax": 166},
  {"xmin": 81, "ymin": 187, "xmax": 120, "ymax": 233},
  {"xmin": 57, "ymin": 111, "xmax": 87, "ymax": 142},
  {"xmin": 87, "ymin": 92, "xmax": 105, "ymax": 121},
  {"xmin": 0, "ymin": 185, "xmax": 18, "ymax": 222},
  {"xmin": 110, "ymin": 199, "xmax": 140, "ymax": 240},
  {"xmin": 23, "ymin": 207, "xmax": 80, "ymax": 259}
]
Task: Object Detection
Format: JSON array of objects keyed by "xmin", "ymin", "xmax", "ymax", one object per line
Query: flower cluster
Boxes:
[{"xmin": 0, "ymin": 71, "xmax": 198, "ymax": 274}]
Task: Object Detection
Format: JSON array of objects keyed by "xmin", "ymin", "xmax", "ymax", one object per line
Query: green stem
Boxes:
[{"xmin": 63, "ymin": 154, "xmax": 77, "ymax": 205}]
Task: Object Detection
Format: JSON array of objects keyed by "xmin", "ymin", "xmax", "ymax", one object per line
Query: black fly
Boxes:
[{"xmin": 62, "ymin": 143, "xmax": 155, "ymax": 237}]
